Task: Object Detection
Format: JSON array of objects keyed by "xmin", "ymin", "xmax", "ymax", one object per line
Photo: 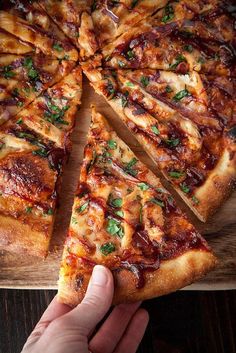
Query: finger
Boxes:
[
  {"xmin": 89, "ymin": 301, "xmax": 141, "ymax": 353},
  {"xmin": 55, "ymin": 265, "xmax": 114, "ymax": 337},
  {"xmin": 113, "ymin": 308, "xmax": 149, "ymax": 353},
  {"xmin": 25, "ymin": 295, "xmax": 72, "ymax": 345}
]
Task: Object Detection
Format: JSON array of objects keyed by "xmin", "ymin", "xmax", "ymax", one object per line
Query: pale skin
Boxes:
[{"xmin": 22, "ymin": 265, "xmax": 149, "ymax": 353}]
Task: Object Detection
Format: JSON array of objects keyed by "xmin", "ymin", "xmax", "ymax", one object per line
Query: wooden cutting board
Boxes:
[{"xmin": 0, "ymin": 78, "xmax": 235, "ymax": 290}]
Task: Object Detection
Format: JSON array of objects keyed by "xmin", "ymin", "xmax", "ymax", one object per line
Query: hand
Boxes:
[{"xmin": 22, "ymin": 265, "xmax": 149, "ymax": 353}]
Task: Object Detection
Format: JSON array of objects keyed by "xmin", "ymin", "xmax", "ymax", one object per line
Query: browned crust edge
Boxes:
[
  {"xmin": 58, "ymin": 249, "xmax": 217, "ymax": 307},
  {"xmin": 0, "ymin": 213, "xmax": 53, "ymax": 257}
]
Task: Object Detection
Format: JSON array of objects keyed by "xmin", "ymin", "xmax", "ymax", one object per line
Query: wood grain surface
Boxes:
[
  {"xmin": 1, "ymin": 289, "xmax": 236, "ymax": 353},
  {"xmin": 0, "ymin": 77, "xmax": 235, "ymax": 290}
]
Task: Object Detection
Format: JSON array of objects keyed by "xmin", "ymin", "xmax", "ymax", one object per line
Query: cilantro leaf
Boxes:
[
  {"xmin": 138, "ymin": 182, "xmax": 150, "ymax": 191},
  {"xmin": 77, "ymin": 201, "xmax": 89, "ymax": 213},
  {"xmin": 100, "ymin": 242, "xmax": 116, "ymax": 256},
  {"xmin": 108, "ymin": 139, "xmax": 117, "ymax": 150},
  {"xmin": 151, "ymin": 126, "xmax": 160, "ymax": 135},
  {"xmin": 173, "ymin": 89, "xmax": 190, "ymax": 101},
  {"xmin": 150, "ymin": 198, "xmax": 164, "ymax": 207}
]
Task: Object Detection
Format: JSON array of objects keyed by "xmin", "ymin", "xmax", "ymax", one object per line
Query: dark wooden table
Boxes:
[{"xmin": 1, "ymin": 289, "xmax": 235, "ymax": 353}]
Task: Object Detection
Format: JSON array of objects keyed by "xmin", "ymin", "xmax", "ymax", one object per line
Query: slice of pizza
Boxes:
[
  {"xmin": 0, "ymin": 66, "xmax": 82, "ymax": 257},
  {"xmin": 58, "ymin": 106, "xmax": 216, "ymax": 306},
  {"xmin": 82, "ymin": 64, "xmax": 236, "ymax": 222},
  {"xmin": 100, "ymin": 4, "xmax": 235, "ymax": 77},
  {"xmin": 16, "ymin": 66, "xmax": 82, "ymax": 148},
  {"xmin": 0, "ymin": 2, "xmax": 78, "ymax": 61},
  {"xmin": 39, "ymin": 0, "xmax": 98, "ymax": 60},
  {"xmin": 0, "ymin": 53, "xmax": 75, "ymax": 123}
]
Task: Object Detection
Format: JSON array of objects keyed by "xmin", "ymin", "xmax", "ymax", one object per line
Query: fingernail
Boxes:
[{"xmin": 91, "ymin": 265, "xmax": 108, "ymax": 286}]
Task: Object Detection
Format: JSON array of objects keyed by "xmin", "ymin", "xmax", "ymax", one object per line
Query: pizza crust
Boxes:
[
  {"xmin": 0, "ymin": 213, "xmax": 53, "ymax": 257},
  {"xmin": 58, "ymin": 249, "xmax": 217, "ymax": 307}
]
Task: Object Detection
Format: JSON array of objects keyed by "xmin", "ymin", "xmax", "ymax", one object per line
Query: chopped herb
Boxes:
[
  {"xmin": 183, "ymin": 44, "xmax": 193, "ymax": 53},
  {"xmin": 91, "ymin": 0, "xmax": 97, "ymax": 11},
  {"xmin": 161, "ymin": 4, "xmax": 174, "ymax": 24},
  {"xmin": 12, "ymin": 88, "xmax": 19, "ymax": 97},
  {"xmin": 115, "ymin": 210, "xmax": 124, "ymax": 217},
  {"xmin": 77, "ymin": 201, "xmax": 89, "ymax": 213},
  {"xmin": 23, "ymin": 57, "xmax": 33, "ymax": 68},
  {"xmin": 63, "ymin": 55, "xmax": 69, "ymax": 60},
  {"xmin": 165, "ymin": 85, "xmax": 173, "ymax": 93},
  {"xmin": 32, "ymin": 148, "xmax": 48, "ymax": 157},
  {"xmin": 180, "ymin": 183, "xmax": 190, "ymax": 193},
  {"xmin": 18, "ymin": 132, "xmax": 35, "ymax": 140},
  {"xmin": 156, "ymin": 187, "xmax": 165, "ymax": 193},
  {"xmin": 127, "ymin": 50, "xmax": 135, "ymax": 59},
  {"xmin": 197, "ymin": 56, "xmax": 205, "ymax": 64},
  {"xmin": 16, "ymin": 118, "xmax": 23, "ymax": 125},
  {"xmin": 130, "ymin": 0, "xmax": 139, "ymax": 8},
  {"xmin": 107, "ymin": 80, "xmax": 115, "ymax": 95},
  {"xmin": 124, "ymin": 157, "xmax": 138, "ymax": 176},
  {"xmin": 168, "ymin": 171, "xmax": 185, "ymax": 178},
  {"xmin": 47, "ymin": 208, "xmax": 54, "ymax": 215},
  {"xmin": 126, "ymin": 157, "xmax": 138, "ymax": 169},
  {"xmin": 17, "ymin": 101, "xmax": 24, "ymax": 107},
  {"xmin": 140, "ymin": 76, "xmax": 149, "ymax": 87},
  {"xmin": 118, "ymin": 60, "xmax": 125, "ymax": 67},
  {"xmin": 192, "ymin": 195, "xmax": 200, "ymax": 204},
  {"xmin": 111, "ymin": 198, "xmax": 122, "ymax": 208},
  {"xmin": 100, "ymin": 242, "xmax": 116, "ymax": 256},
  {"xmin": 127, "ymin": 187, "xmax": 133, "ymax": 193},
  {"xmin": 22, "ymin": 86, "xmax": 31, "ymax": 95},
  {"xmin": 150, "ymin": 198, "xmax": 164, "ymax": 207},
  {"xmin": 165, "ymin": 138, "xmax": 180, "ymax": 147},
  {"xmin": 126, "ymin": 81, "xmax": 134, "ymax": 87},
  {"xmin": 107, "ymin": 218, "xmax": 124, "ymax": 238},
  {"xmin": 75, "ymin": 32, "xmax": 80, "ymax": 38},
  {"xmin": 25, "ymin": 206, "xmax": 32, "ymax": 213},
  {"xmin": 173, "ymin": 88, "xmax": 190, "ymax": 101},
  {"xmin": 107, "ymin": 218, "xmax": 120, "ymax": 235},
  {"xmin": 169, "ymin": 54, "xmax": 187, "ymax": 70},
  {"xmin": 28, "ymin": 68, "xmax": 39, "ymax": 80},
  {"xmin": 121, "ymin": 91, "xmax": 129, "ymax": 107},
  {"xmin": 2, "ymin": 66, "xmax": 15, "ymax": 79},
  {"xmin": 71, "ymin": 216, "xmax": 78, "ymax": 225},
  {"xmin": 53, "ymin": 43, "xmax": 63, "ymax": 52},
  {"xmin": 139, "ymin": 205, "xmax": 143, "ymax": 223},
  {"xmin": 107, "ymin": 139, "xmax": 117, "ymax": 150},
  {"xmin": 151, "ymin": 125, "xmax": 160, "ymax": 135},
  {"xmin": 138, "ymin": 182, "xmax": 150, "ymax": 191}
]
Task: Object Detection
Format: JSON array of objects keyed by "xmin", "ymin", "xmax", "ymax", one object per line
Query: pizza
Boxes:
[
  {"xmin": 0, "ymin": 1, "xmax": 78, "ymax": 61},
  {"xmin": 82, "ymin": 0, "xmax": 236, "ymax": 222},
  {"xmin": 0, "ymin": 52, "xmax": 75, "ymax": 123},
  {"xmin": 58, "ymin": 106, "xmax": 216, "ymax": 306},
  {"xmin": 0, "ymin": 66, "xmax": 82, "ymax": 257}
]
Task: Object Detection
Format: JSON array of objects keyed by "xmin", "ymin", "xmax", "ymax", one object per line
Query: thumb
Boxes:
[{"xmin": 62, "ymin": 265, "xmax": 114, "ymax": 336}]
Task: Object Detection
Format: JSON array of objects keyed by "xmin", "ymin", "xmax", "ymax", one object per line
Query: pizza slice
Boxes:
[
  {"xmin": 82, "ymin": 64, "xmax": 236, "ymax": 222},
  {"xmin": 0, "ymin": 2, "xmax": 78, "ymax": 61},
  {"xmin": 58, "ymin": 106, "xmax": 216, "ymax": 306},
  {"xmin": 39, "ymin": 0, "xmax": 98, "ymax": 60},
  {"xmin": 0, "ymin": 66, "xmax": 82, "ymax": 257},
  {"xmin": 16, "ymin": 66, "xmax": 82, "ymax": 148},
  {"xmin": 0, "ymin": 53, "xmax": 75, "ymax": 123}
]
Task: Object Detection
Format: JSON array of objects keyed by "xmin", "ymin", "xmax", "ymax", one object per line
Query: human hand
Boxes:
[{"xmin": 22, "ymin": 265, "xmax": 149, "ymax": 353}]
